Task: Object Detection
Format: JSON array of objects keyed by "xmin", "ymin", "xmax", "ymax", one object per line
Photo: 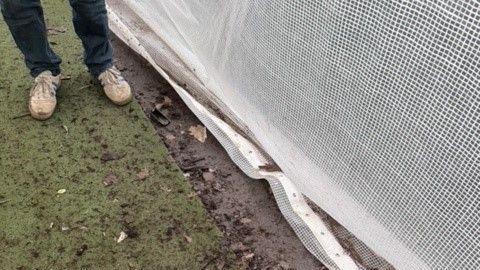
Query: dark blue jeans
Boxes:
[{"xmin": 0, "ymin": 0, "xmax": 113, "ymax": 77}]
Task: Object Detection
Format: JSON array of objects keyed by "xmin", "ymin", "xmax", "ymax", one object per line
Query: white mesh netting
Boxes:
[{"xmin": 107, "ymin": 1, "xmax": 480, "ymax": 269}]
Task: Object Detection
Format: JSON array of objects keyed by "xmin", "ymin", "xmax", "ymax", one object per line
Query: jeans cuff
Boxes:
[
  {"xmin": 89, "ymin": 62, "xmax": 113, "ymax": 78},
  {"xmin": 31, "ymin": 67, "xmax": 61, "ymax": 78}
]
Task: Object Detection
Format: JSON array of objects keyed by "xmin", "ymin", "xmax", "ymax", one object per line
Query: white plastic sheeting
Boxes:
[{"xmin": 107, "ymin": 1, "xmax": 480, "ymax": 269}]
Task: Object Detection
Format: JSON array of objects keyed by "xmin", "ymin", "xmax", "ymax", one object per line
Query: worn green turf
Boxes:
[{"xmin": 0, "ymin": 1, "xmax": 221, "ymax": 269}]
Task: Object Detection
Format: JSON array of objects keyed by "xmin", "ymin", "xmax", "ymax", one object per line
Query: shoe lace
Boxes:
[
  {"xmin": 99, "ymin": 67, "xmax": 124, "ymax": 86},
  {"xmin": 31, "ymin": 73, "xmax": 56, "ymax": 98}
]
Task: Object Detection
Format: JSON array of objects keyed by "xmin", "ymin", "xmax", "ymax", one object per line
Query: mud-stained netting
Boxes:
[{"xmin": 106, "ymin": 1, "xmax": 480, "ymax": 269}]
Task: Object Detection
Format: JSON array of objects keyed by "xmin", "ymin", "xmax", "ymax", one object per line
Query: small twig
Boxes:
[
  {"xmin": 181, "ymin": 165, "xmax": 208, "ymax": 171},
  {"xmin": 78, "ymin": 84, "xmax": 93, "ymax": 91},
  {"xmin": 11, "ymin": 113, "xmax": 30, "ymax": 120},
  {"xmin": 182, "ymin": 157, "xmax": 206, "ymax": 167},
  {"xmin": 47, "ymin": 26, "xmax": 66, "ymax": 33},
  {"xmin": 190, "ymin": 157, "xmax": 206, "ymax": 164}
]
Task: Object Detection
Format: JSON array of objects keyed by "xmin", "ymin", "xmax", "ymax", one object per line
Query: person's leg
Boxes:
[
  {"xmin": 69, "ymin": 0, "xmax": 112, "ymax": 77},
  {"xmin": 0, "ymin": 0, "xmax": 61, "ymax": 77},
  {"xmin": 69, "ymin": 0, "xmax": 131, "ymax": 105}
]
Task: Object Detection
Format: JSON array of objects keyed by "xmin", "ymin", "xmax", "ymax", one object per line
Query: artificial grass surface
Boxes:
[{"xmin": 0, "ymin": 1, "xmax": 221, "ymax": 269}]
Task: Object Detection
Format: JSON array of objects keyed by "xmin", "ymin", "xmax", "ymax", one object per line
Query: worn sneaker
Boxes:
[
  {"xmin": 98, "ymin": 66, "xmax": 133, "ymax": 106},
  {"xmin": 29, "ymin": 71, "xmax": 61, "ymax": 120}
]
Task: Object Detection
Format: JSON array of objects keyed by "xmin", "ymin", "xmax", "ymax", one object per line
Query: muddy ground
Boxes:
[{"xmin": 110, "ymin": 36, "xmax": 325, "ymax": 270}]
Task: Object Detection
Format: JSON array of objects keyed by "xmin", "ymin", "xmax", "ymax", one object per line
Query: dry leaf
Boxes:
[
  {"xmin": 165, "ymin": 133, "xmax": 176, "ymax": 141},
  {"xmin": 188, "ymin": 125, "xmax": 207, "ymax": 143},
  {"xmin": 57, "ymin": 189, "xmax": 66, "ymax": 194},
  {"xmin": 183, "ymin": 234, "xmax": 193, "ymax": 243},
  {"xmin": 244, "ymin": 253, "xmax": 254, "ymax": 260},
  {"xmin": 117, "ymin": 231, "xmax": 128, "ymax": 243},
  {"xmin": 136, "ymin": 168, "xmax": 150, "ymax": 181},
  {"xmin": 161, "ymin": 96, "xmax": 172, "ymax": 108},
  {"xmin": 202, "ymin": 171, "xmax": 215, "ymax": 183},
  {"xmin": 155, "ymin": 96, "xmax": 173, "ymax": 110},
  {"xmin": 103, "ymin": 172, "xmax": 119, "ymax": 187},
  {"xmin": 240, "ymin": 218, "xmax": 252, "ymax": 224}
]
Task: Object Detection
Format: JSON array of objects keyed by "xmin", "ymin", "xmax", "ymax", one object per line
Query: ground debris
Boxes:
[
  {"xmin": 183, "ymin": 234, "xmax": 193, "ymax": 243},
  {"xmin": 161, "ymin": 186, "xmax": 172, "ymax": 193},
  {"xmin": 100, "ymin": 151, "xmax": 126, "ymax": 163},
  {"xmin": 150, "ymin": 107, "xmax": 170, "ymax": 126},
  {"xmin": 202, "ymin": 171, "xmax": 215, "ymax": 183},
  {"xmin": 213, "ymin": 183, "xmax": 222, "ymax": 191},
  {"xmin": 180, "ymin": 156, "xmax": 206, "ymax": 171},
  {"xmin": 188, "ymin": 125, "xmax": 207, "ymax": 143},
  {"xmin": 136, "ymin": 168, "xmax": 150, "ymax": 181},
  {"xmin": 47, "ymin": 26, "xmax": 67, "ymax": 35},
  {"xmin": 103, "ymin": 172, "xmax": 119, "ymax": 187},
  {"xmin": 156, "ymin": 96, "xmax": 172, "ymax": 109},
  {"xmin": 57, "ymin": 189, "xmax": 66, "ymax": 194},
  {"xmin": 165, "ymin": 133, "xmax": 176, "ymax": 141},
  {"xmin": 230, "ymin": 242, "xmax": 248, "ymax": 253},
  {"xmin": 243, "ymin": 253, "xmax": 254, "ymax": 260},
  {"xmin": 75, "ymin": 244, "xmax": 88, "ymax": 256},
  {"xmin": 240, "ymin": 218, "xmax": 252, "ymax": 224},
  {"xmin": 117, "ymin": 231, "xmax": 128, "ymax": 243}
]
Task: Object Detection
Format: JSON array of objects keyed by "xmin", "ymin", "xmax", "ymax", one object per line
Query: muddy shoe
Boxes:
[
  {"xmin": 29, "ymin": 71, "xmax": 61, "ymax": 120},
  {"xmin": 98, "ymin": 66, "xmax": 133, "ymax": 106}
]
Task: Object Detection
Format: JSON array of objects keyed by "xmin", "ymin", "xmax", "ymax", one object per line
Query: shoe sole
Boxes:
[{"xmin": 29, "ymin": 109, "xmax": 54, "ymax": 121}]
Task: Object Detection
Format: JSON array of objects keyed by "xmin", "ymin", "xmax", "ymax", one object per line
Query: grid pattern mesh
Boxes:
[{"xmin": 113, "ymin": 1, "xmax": 480, "ymax": 269}]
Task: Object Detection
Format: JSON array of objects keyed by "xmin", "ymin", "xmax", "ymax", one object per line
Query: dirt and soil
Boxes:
[{"xmin": 110, "ymin": 37, "xmax": 325, "ymax": 270}]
